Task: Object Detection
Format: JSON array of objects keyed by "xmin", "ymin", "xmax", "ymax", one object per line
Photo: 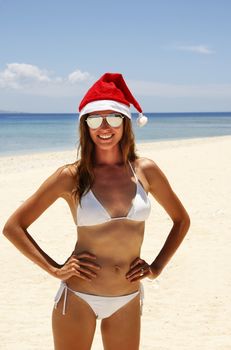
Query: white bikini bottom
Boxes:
[{"xmin": 54, "ymin": 280, "xmax": 144, "ymax": 320}]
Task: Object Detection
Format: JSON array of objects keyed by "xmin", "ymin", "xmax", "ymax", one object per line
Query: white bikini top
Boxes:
[{"xmin": 76, "ymin": 161, "xmax": 151, "ymax": 227}]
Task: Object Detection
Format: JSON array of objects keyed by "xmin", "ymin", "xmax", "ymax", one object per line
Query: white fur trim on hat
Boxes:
[{"xmin": 79, "ymin": 100, "xmax": 131, "ymax": 120}]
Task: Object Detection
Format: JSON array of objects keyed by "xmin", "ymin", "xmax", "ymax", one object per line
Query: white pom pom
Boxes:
[{"xmin": 136, "ymin": 113, "xmax": 148, "ymax": 127}]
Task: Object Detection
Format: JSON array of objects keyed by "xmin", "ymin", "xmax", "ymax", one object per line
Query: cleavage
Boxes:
[{"xmin": 91, "ymin": 177, "xmax": 137, "ymax": 218}]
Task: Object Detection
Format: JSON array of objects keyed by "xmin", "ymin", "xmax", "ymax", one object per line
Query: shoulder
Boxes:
[
  {"xmin": 3, "ymin": 161, "xmax": 80, "ymax": 230},
  {"xmin": 135, "ymin": 157, "xmax": 162, "ymax": 179},
  {"xmin": 135, "ymin": 157, "xmax": 158, "ymax": 171},
  {"xmin": 134, "ymin": 158, "xmax": 190, "ymax": 224},
  {"xmin": 54, "ymin": 161, "xmax": 79, "ymax": 198},
  {"xmin": 59, "ymin": 161, "xmax": 78, "ymax": 179},
  {"xmin": 134, "ymin": 157, "xmax": 169, "ymax": 192}
]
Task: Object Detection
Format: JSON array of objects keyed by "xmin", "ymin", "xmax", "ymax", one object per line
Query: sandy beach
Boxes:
[{"xmin": 1, "ymin": 135, "xmax": 231, "ymax": 350}]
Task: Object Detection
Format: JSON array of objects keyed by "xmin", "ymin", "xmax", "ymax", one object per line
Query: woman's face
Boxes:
[{"xmin": 86, "ymin": 110, "xmax": 124, "ymax": 150}]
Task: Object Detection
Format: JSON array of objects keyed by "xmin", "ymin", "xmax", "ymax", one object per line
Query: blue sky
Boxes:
[{"xmin": 0, "ymin": 0, "xmax": 231, "ymax": 113}]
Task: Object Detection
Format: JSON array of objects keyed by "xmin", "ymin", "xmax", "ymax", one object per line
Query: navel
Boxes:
[{"xmin": 114, "ymin": 264, "xmax": 122, "ymax": 272}]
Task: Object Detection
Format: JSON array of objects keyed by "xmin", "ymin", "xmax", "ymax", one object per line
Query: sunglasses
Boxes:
[{"xmin": 85, "ymin": 113, "xmax": 124, "ymax": 129}]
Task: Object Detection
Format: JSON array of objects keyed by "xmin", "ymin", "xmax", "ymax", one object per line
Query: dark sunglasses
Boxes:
[{"xmin": 85, "ymin": 113, "xmax": 124, "ymax": 129}]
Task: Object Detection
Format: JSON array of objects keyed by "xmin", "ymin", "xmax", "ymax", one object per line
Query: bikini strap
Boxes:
[
  {"xmin": 128, "ymin": 161, "xmax": 138, "ymax": 182},
  {"xmin": 139, "ymin": 282, "xmax": 144, "ymax": 316},
  {"xmin": 54, "ymin": 281, "xmax": 68, "ymax": 315}
]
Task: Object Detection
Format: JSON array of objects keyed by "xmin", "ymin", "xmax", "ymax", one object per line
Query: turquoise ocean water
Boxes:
[{"xmin": 0, "ymin": 112, "xmax": 231, "ymax": 156}]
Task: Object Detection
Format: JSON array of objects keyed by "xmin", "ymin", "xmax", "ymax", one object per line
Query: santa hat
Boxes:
[{"xmin": 78, "ymin": 73, "xmax": 148, "ymax": 127}]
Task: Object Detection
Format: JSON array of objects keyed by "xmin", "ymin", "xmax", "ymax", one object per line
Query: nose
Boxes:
[{"xmin": 100, "ymin": 117, "xmax": 111, "ymax": 129}]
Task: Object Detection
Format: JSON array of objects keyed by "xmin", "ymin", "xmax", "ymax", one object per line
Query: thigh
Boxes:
[
  {"xmin": 52, "ymin": 290, "xmax": 97, "ymax": 350},
  {"xmin": 100, "ymin": 293, "xmax": 141, "ymax": 350}
]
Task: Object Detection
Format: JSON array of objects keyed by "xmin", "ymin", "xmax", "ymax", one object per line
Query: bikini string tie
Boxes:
[{"xmin": 54, "ymin": 281, "xmax": 68, "ymax": 315}]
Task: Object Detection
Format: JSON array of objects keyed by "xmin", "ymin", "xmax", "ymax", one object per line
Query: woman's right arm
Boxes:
[{"xmin": 2, "ymin": 165, "xmax": 78, "ymax": 278}]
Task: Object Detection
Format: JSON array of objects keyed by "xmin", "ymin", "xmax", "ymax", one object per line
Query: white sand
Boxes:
[{"xmin": 1, "ymin": 136, "xmax": 231, "ymax": 350}]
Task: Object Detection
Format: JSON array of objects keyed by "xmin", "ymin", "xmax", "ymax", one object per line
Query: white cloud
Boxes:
[
  {"xmin": 175, "ymin": 44, "xmax": 215, "ymax": 54},
  {"xmin": 68, "ymin": 70, "xmax": 90, "ymax": 83},
  {"xmin": 1, "ymin": 63, "xmax": 230, "ymax": 102},
  {"xmin": 0, "ymin": 63, "xmax": 92, "ymax": 93},
  {"xmin": 0, "ymin": 63, "xmax": 51, "ymax": 88}
]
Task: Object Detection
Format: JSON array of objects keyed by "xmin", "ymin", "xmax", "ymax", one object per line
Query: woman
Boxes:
[{"xmin": 3, "ymin": 73, "xmax": 190, "ymax": 350}]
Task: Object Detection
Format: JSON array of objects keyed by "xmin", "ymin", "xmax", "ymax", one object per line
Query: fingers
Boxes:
[
  {"xmin": 57, "ymin": 251, "xmax": 101, "ymax": 282},
  {"xmin": 126, "ymin": 267, "xmax": 149, "ymax": 282},
  {"xmin": 126, "ymin": 257, "xmax": 150, "ymax": 282},
  {"xmin": 69, "ymin": 255, "xmax": 101, "ymax": 271},
  {"xmin": 74, "ymin": 252, "xmax": 97, "ymax": 260},
  {"xmin": 59, "ymin": 264, "xmax": 93, "ymax": 282},
  {"xmin": 130, "ymin": 257, "xmax": 143, "ymax": 269}
]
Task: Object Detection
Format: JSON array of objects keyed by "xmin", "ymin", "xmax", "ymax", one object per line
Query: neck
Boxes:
[{"xmin": 93, "ymin": 145, "xmax": 124, "ymax": 166}]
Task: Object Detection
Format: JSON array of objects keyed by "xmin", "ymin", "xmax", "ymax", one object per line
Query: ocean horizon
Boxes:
[{"xmin": 1, "ymin": 112, "xmax": 231, "ymax": 156}]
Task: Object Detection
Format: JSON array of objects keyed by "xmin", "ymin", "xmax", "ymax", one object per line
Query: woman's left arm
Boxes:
[
  {"xmin": 145, "ymin": 158, "xmax": 190, "ymax": 278},
  {"xmin": 126, "ymin": 158, "xmax": 190, "ymax": 282}
]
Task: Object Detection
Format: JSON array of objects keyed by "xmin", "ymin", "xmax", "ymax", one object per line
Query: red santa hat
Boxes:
[{"xmin": 78, "ymin": 72, "xmax": 148, "ymax": 127}]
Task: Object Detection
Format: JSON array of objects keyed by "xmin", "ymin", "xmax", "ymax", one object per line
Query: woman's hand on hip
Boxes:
[
  {"xmin": 126, "ymin": 257, "xmax": 160, "ymax": 282},
  {"xmin": 53, "ymin": 251, "xmax": 101, "ymax": 281}
]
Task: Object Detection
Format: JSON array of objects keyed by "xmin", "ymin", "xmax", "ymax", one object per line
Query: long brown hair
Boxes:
[{"xmin": 75, "ymin": 115, "xmax": 138, "ymax": 204}]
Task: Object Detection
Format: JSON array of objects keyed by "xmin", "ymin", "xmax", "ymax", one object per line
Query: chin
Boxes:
[{"xmin": 96, "ymin": 143, "xmax": 117, "ymax": 151}]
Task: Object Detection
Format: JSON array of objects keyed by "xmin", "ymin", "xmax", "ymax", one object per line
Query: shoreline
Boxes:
[{"xmin": 1, "ymin": 134, "xmax": 231, "ymax": 160}]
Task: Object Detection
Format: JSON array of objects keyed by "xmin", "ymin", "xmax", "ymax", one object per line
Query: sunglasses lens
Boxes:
[
  {"xmin": 86, "ymin": 114, "xmax": 124, "ymax": 128},
  {"xmin": 106, "ymin": 114, "xmax": 123, "ymax": 127},
  {"xmin": 86, "ymin": 116, "xmax": 103, "ymax": 129}
]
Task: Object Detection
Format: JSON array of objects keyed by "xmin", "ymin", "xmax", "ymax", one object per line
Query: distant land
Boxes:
[{"xmin": 0, "ymin": 110, "xmax": 25, "ymax": 114}]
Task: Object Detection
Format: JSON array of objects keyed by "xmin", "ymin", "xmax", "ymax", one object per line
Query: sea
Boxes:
[{"xmin": 0, "ymin": 112, "xmax": 231, "ymax": 156}]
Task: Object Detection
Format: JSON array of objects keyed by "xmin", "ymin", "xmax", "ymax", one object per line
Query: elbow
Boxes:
[
  {"xmin": 180, "ymin": 213, "xmax": 191, "ymax": 234},
  {"xmin": 174, "ymin": 212, "xmax": 191, "ymax": 232},
  {"xmin": 2, "ymin": 223, "xmax": 11, "ymax": 237},
  {"xmin": 183, "ymin": 215, "xmax": 190, "ymax": 233},
  {"xmin": 2, "ymin": 222, "xmax": 16, "ymax": 238}
]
